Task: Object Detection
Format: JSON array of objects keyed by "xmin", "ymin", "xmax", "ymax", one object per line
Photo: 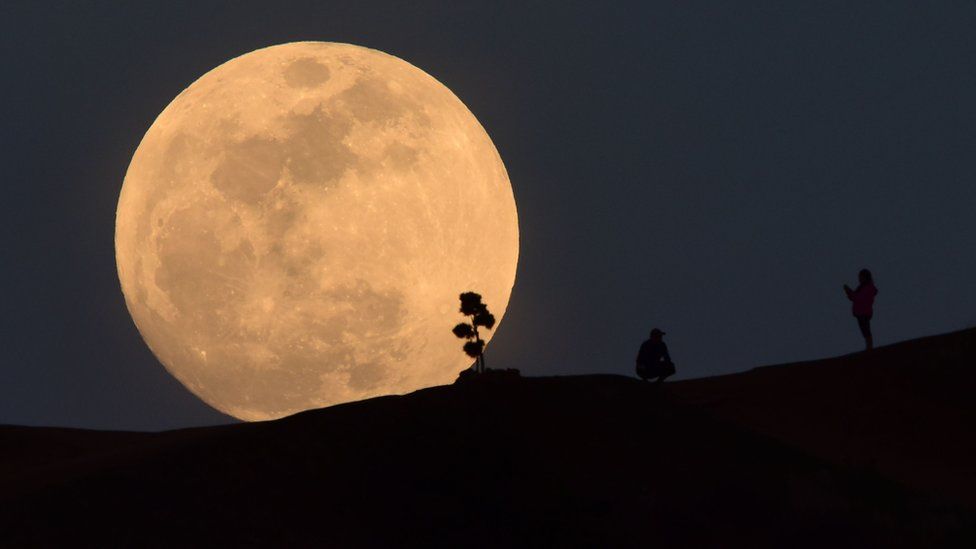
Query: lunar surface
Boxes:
[{"xmin": 115, "ymin": 42, "xmax": 519, "ymax": 421}]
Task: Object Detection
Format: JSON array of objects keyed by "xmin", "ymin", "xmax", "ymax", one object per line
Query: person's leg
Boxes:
[
  {"xmin": 636, "ymin": 363, "xmax": 648, "ymax": 382},
  {"xmin": 857, "ymin": 316, "xmax": 873, "ymax": 350},
  {"xmin": 655, "ymin": 365, "xmax": 673, "ymax": 384}
]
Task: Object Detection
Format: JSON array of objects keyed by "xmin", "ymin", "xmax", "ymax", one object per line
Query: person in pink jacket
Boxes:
[{"xmin": 844, "ymin": 268, "xmax": 878, "ymax": 350}]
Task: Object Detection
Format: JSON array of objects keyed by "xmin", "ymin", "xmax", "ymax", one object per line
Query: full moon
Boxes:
[{"xmin": 115, "ymin": 42, "xmax": 518, "ymax": 421}]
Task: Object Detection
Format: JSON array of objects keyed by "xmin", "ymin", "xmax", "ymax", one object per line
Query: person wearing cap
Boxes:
[{"xmin": 635, "ymin": 328, "xmax": 676, "ymax": 383}]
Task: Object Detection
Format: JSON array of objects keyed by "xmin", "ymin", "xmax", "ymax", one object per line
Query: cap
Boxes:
[{"xmin": 650, "ymin": 328, "xmax": 666, "ymax": 337}]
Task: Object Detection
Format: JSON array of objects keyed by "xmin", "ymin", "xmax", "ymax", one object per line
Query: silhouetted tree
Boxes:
[{"xmin": 452, "ymin": 291, "xmax": 495, "ymax": 374}]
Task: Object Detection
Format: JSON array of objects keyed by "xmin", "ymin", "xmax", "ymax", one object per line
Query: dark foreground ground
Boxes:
[{"xmin": 1, "ymin": 329, "xmax": 975, "ymax": 548}]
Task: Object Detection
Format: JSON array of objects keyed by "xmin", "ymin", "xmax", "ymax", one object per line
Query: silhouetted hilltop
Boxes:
[
  {"xmin": 1, "ymin": 329, "xmax": 974, "ymax": 548},
  {"xmin": 672, "ymin": 327, "xmax": 976, "ymax": 512}
]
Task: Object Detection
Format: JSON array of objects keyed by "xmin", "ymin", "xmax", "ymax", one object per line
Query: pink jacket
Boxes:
[{"xmin": 848, "ymin": 283, "xmax": 877, "ymax": 317}]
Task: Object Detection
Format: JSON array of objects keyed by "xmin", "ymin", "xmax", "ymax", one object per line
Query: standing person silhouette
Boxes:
[
  {"xmin": 844, "ymin": 269, "xmax": 878, "ymax": 350},
  {"xmin": 635, "ymin": 328, "xmax": 676, "ymax": 383}
]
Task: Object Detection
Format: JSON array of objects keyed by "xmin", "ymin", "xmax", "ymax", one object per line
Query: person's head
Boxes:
[
  {"xmin": 859, "ymin": 268, "xmax": 873, "ymax": 285},
  {"xmin": 650, "ymin": 328, "xmax": 666, "ymax": 341}
]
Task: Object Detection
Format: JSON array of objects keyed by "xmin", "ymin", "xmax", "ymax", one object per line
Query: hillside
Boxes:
[
  {"xmin": 671, "ymin": 327, "xmax": 976, "ymax": 512},
  {"xmin": 1, "ymin": 330, "xmax": 974, "ymax": 547}
]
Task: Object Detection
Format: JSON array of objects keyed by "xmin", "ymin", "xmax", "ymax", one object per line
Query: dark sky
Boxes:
[{"xmin": 2, "ymin": 2, "xmax": 974, "ymax": 431}]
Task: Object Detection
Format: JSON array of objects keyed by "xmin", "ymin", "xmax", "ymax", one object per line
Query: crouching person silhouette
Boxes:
[{"xmin": 636, "ymin": 328, "xmax": 676, "ymax": 383}]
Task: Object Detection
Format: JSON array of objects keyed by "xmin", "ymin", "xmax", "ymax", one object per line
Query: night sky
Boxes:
[{"xmin": 2, "ymin": 2, "xmax": 974, "ymax": 431}]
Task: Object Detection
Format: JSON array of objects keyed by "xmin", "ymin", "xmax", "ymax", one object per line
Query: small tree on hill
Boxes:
[{"xmin": 452, "ymin": 292, "xmax": 495, "ymax": 374}]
